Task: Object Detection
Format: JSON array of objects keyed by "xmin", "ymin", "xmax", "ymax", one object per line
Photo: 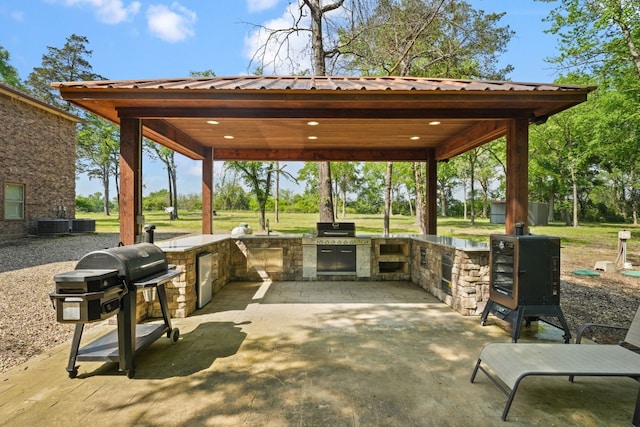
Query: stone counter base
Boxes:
[{"xmin": 138, "ymin": 235, "xmax": 490, "ymax": 322}]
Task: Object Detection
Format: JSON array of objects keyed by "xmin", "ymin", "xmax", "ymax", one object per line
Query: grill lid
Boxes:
[
  {"xmin": 317, "ymin": 222, "xmax": 356, "ymax": 237},
  {"xmin": 74, "ymin": 243, "xmax": 168, "ymax": 285}
]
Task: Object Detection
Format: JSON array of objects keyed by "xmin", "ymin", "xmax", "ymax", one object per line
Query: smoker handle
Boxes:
[
  {"xmin": 320, "ymin": 249, "xmax": 333, "ymax": 253},
  {"xmin": 49, "ymin": 290, "xmax": 110, "ymax": 299},
  {"xmin": 48, "ymin": 288, "xmax": 127, "ymax": 308}
]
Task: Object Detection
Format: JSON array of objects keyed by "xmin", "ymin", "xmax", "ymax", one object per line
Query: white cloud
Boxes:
[
  {"xmin": 243, "ymin": 2, "xmax": 312, "ymax": 75},
  {"xmin": 247, "ymin": 0, "xmax": 280, "ymax": 13},
  {"xmin": 146, "ymin": 2, "xmax": 196, "ymax": 43},
  {"xmin": 10, "ymin": 11, "xmax": 25, "ymax": 22},
  {"xmin": 53, "ymin": 0, "xmax": 141, "ymax": 24}
]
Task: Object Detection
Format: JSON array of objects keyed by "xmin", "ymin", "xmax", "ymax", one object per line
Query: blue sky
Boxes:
[{"xmin": 0, "ymin": 0, "xmax": 560, "ymax": 198}]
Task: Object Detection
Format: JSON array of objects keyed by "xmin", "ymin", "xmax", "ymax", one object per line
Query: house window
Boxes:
[{"xmin": 4, "ymin": 183, "xmax": 25, "ymax": 219}]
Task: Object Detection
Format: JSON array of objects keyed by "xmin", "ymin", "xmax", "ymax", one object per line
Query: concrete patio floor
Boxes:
[{"xmin": 1, "ymin": 280, "xmax": 638, "ymax": 426}]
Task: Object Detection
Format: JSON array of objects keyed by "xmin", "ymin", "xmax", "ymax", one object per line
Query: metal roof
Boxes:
[{"xmin": 52, "ymin": 76, "xmax": 595, "ymax": 161}]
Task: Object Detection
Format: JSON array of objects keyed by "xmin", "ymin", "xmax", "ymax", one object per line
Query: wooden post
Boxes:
[
  {"xmin": 202, "ymin": 147, "xmax": 214, "ymax": 234},
  {"xmin": 505, "ymin": 117, "xmax": 529, "ymax": 234},
  {"xmin": 426, "ymin": 148, "xmax": 437, "ymax": 235},
  {"xmin": 119, "ymin": 118, "xmax": 142, "ymax": 245}
]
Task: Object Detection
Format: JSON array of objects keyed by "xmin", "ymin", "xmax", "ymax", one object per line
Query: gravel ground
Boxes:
[{"xmin": 1, "ymin": 232, "xmax": 639, "ymax": 374}]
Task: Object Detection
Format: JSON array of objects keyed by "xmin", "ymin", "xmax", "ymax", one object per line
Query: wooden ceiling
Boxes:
[{"xmin": 52, "ymin": 76, "xmax": 595, "ymax": 162}]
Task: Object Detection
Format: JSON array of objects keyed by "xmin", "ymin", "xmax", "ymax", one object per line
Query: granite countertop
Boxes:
[{"xmin": 155, "ymin": 233, "xmax": 488, "ymax": 252}]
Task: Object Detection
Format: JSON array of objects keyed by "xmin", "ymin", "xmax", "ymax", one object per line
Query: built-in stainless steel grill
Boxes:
[
  {"xmin": 316, "ymin": 223, "xmax": 357, "ymax": 274},
  {"xmin": 50, "ymin": 243, "xmax": 181, "ymax": 378}
]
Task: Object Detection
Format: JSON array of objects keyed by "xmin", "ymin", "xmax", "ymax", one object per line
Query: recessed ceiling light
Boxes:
[
  {"xmin": 429, "ymin": 121, "xmax": 441, "ymax": 126},
  {"xmin": 207, "ymin": 120, "xmax": 219, "ymax": 125},
  {"xmin": 223, "ymin": 135, "xmax": 234, "ymax": 139},
  {"xmin": 307, "ymin": 121, "xmax": 319, "ymax": 126},
  {"xmin": 308, "ymin": 135, "xmax": 318, "ymax": 140},
  {"xmin": 410, "ymin": 136, "xmax": 420, "ymax": 140}
]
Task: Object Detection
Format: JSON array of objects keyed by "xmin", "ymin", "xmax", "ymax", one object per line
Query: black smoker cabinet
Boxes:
[{"xmin": 480, "ymin": 234, "xmax": 572, "ymax": 342}]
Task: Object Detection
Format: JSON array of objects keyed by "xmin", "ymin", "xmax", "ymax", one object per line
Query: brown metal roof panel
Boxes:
[{"xmin": 51, "ymin": 76, "xmax": 596, "ymax": 94}]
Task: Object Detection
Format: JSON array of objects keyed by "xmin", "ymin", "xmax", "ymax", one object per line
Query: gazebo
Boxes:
[{"xmin": 53, "ymin": 76, "xmax": 595, "ymax": 245}]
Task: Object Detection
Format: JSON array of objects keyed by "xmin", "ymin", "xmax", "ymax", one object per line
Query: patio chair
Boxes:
[{"xmin": 470, "ymin": 306, "xmax": 640, "ymax": 423}]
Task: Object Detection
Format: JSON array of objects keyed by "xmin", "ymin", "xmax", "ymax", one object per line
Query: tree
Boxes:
[
  {"xmin": 538, "ymin": 0, "xmax": 640, "ymax": 84},
  {"xmin": 271, "ymin": 161, "xmax": 298, "ymax": 223},
  {"xmin": 536, "ymin": 0, "xmax": 640, "ymax": 224},
  {"xmin": 76, "ymin": 114, "xmax": 120, "ymax": 215},
  {"xmin": 0, "ymin": 46, "xmax": 24, "ymax": 89},
  {"xmin": 214, "ymin": 170, "xmax": 250, "ymax": 210},
  {"xmin": 249, "ymin": 1, "xmax": 349, "ymax": 223},
  {"xmin": 25, "ymin": 34, "xmax": 104, "ymax": 112},
  {"xmin": 582, "ymin": 81, "xmax": 640, "ymax": 224},
  {"xmin": 436, "ymin": 160, "xmax": 460, "ymax": 217},
  {"xmin": 145, "ymin": 142, "xmax": 179, "ymax": 219},
  {"xmin": 355, "ymin": 162, "xmax": 385, "ymax": 214},
  {"xmin": 331, "ymin": 161, "xmax": 361, "ymax": 218},
  {"xmin": 383, "ymin": 162, "xmax": 393, "ymax": 234},
  {"xmin": 475, "ymin": 141, "xmax": 505, "ymax": 218},
  {"xmin": 341, "ymin": 0, "xmax": 514, "ymax": 79},
  {"xmin": 339, "ymin": 0, "xmax": 514, "ymax": 232},
  {"xmin": 224, "ymin": 161, "xmax": 274, "ymax": 231},
  {"xmin": 529, "ymin": 95, "xmax": 597, "ymax": 227}
]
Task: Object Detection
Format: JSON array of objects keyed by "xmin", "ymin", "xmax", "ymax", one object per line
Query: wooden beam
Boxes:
[
  {"xmin": 202, "ymin": 147, "xmax": 213, "ymax": 234},
  {"xmin": 436, "ymin": 120, "xmax": 508, "ymax": 160},
  {"xmin": 211, "ymin": 148, "xmax": 425, "ymax": 161},
  {"xmin": 119, "ymin": 107, "xmax": 526, "ymax": 120},
  {"xmin": 426, "ymin": 149, "xmax": 437, "ymax": 234},
  {"xmin": 143, "ymin": 119, "xmax": 206, "ymax": 160},
  {"xmin": 505, "ymin": 117, "xmax": 529, "ymax": 234},
  {"xmin": 119, "ymin": 118, "xmax": 142, "ymax": 245}
]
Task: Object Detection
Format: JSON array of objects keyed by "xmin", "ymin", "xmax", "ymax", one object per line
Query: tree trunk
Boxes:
[
  {"xmin": 462, "ymin": 180, "xmax": 468, "ymax": 220},
  {"xmin": 469, "ymin": 168, "xmax": 476, "ymax": 226},
  {"xmin": 571, "ymin": 166, "xmax": 579, "ymax": 227},
  {"xmin": 481, "ymin": 184, "xmax": 488, "ymax": 218},
  {"xmin": 170, "ymin": 166, "xmax": 179, "ymax": 219},
  {"xmin": 631, "ymin": 168, "xmax": 638, "ymax": 225},
  {"xmin": 413, "ymin": 162, "xmax": 427, "ymax": 234},
  {"xmin": 548, "ymin": 193, "xmax": 555, "ymax": 222},
  {"xmin": 384, "ymin": 162, "xmax": 393, "ymax": 235},
  {"xmin": 102, "ymin": 164, "xmax": 110, "ymax": 216},
  {"xmin": 275, "ymin": 161, "xmax": 280, "ymax": 223},
  {"xmin": 305, "ymin": 0, "xmax": 335, "ymax": 223},
  {"xmin": 439, "ymin": 186, "xmax": 447, "ymax": 217},
  {"xmin": 319, "ymin": 162, "xmax": 334, "ymax": 222},
  {"xmin": 406, "ymin": 186, "xmax": 414, "ymax": 217}
]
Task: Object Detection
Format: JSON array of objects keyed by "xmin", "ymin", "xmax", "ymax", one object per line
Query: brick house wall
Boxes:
[{"xmin": 0, "ymin": 83, "xmax": 80, "ymax": 240}]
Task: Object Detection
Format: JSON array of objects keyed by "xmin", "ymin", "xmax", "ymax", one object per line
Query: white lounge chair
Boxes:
[{"xmin": 470, "ymin": 307, "xmax": 640, "ymax": 423}]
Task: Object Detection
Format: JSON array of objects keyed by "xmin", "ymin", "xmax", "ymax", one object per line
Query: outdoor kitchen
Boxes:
[{"xmin": 149, "ymin": 223, "xmax": 491, "ymax": 321}]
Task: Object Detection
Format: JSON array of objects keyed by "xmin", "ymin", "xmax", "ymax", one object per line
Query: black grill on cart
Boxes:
[{"xmin": 50, "ymin": 243, "xmax": 181, "ymax": 378}]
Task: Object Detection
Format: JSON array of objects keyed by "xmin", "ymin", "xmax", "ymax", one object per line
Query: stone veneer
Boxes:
[
  {"xmin": 0, "ymin": 85, "xmax": 79, "ymax": 240},
  {"xmin": 147, "ymin": 234, "xmax": 490, "ymax": 320},
  {"xmin": 410, "ymin": 237, "xmax": 490, "ymax": 316},
  {"xmin": 151, "ymin": 235, "xmax": 303, "ymax": 319}
]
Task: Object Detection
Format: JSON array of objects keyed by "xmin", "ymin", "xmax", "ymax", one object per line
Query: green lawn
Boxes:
[{"xmin": 78, "ymin": 210, "xmax": 639, "ymax": 261}]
